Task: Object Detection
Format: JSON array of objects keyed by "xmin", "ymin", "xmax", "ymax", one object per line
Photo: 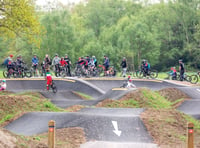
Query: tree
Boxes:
[{"xmin": 0, "ymin": 0, "xmax": 41, "ymax": 44}]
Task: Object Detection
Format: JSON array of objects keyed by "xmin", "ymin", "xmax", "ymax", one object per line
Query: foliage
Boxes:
[{"xmin": 1, "ymin": 0, "xmax": 200, "ymax": 71}]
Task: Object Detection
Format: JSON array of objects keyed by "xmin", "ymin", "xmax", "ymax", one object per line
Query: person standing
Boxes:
[
  {"xmin": 121, "ymin": 57, "xmax": 127, "ymax": 77},
  {"xmin": 64, "ymin": 54, "xmax": 71, "ymax": 76},
  {"xmin": 32, "ymin": 54, "xmax": 39, "ymax": 76},
  {"xmin": 179, "ymin": 59, "xmax": 185, "ymax": 81},
  {"xmin": 103, "ymin": 55, "xmax": 110, "ymax": 76},
  {"xmin": 44, "ymin": 54, "xmax": 51, "ymax": 69},
  {"xmin": 52, "ymin": 54, "xmax": 61, "ymax": 73}
]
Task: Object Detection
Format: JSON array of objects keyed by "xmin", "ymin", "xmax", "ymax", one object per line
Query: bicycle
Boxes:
[
  {"xmin": 31, "ymin": 64, "xmax": 39, "ymax": 77},
  {"xmin": 73, "ymin": 63, "xmax": 90, "ymax": 77},
  {"xmin": 48, "ymin": 80, "xmax": 57, "ymax": 93},
  {"xmin": 136, "ymin": 69, "xmax": 158, "ymax": 79},
  {"xmin": 120, "ymin": 78, "xmax": 136, "ymax": 88},
  {"xmin": 59, "ymin": 66, "xmax": 68, "ymax": 78},
  {"xmin": 98, "ymin": 65, "xmax": 117, "ymax": 77}
]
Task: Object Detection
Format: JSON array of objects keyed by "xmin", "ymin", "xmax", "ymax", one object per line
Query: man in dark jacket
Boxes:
[
  {"xmin": 121, "ymin": 57, "xmax": 127, "ymax": 77},
  {"xmin": 64, "ymin": 54, "xmax": 71, "ymax": 76},
  {"xmin": 179, "ymin": 59, "xmax": 185, "ymax": 81}
]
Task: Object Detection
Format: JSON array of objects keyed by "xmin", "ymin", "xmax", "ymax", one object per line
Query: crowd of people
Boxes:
[
  {"xmin": 2, "ymin": 54, "xmax": 111, "ymax": 77},
  {"xmin": 0, "ymin": 53, "xmax": 195, "ymax": 91},
  {"xmin": 2, "ymin": 53, "xmax": 187, "ymax": 80}
]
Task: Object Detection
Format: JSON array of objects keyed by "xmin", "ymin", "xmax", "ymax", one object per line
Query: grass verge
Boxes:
[
  {"xmin": 0, "ymin": 91, "xmax": 64, "ymax": 126},
  {"xmin": 72, "ymin": 91, "xmax": 94, "ymax": 100},
  {"xmin": 96, "ymin": 88, "xmax": 178, "ymax": 109}
]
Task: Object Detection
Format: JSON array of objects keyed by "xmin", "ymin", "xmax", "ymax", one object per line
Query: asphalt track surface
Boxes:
[{"xmin": 4, "ymin": 78, "xmax": 200, "ymax": 147}]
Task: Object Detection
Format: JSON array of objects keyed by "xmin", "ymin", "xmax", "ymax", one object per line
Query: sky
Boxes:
[{"xmin": 36, "ymin": 0, "xmax": 82, "ymax": 6}]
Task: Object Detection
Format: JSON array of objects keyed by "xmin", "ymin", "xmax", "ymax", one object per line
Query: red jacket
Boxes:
[{"xmin": 59, "ymin": 60, "xmax": 67, "ymax": 66}]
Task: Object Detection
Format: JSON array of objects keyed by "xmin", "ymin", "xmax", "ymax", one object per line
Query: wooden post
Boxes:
[
  {"xmin": 188, "ymin": 122, "xmax": 194, "ymax": 148},
  {"xmin": 48, "ymin": 120, "xmax": 55, "ymax": 148}
]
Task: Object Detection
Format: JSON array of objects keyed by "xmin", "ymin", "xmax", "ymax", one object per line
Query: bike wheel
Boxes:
[
  {"xmin": 190, "ymin": 75, "xmax": 199, "ymax": 84},
  {"xmin": 136, "ymin": 70, "xmax": 143, "ymax": 79},
  {"xmin": 60, "ymin": 70, "xmax": 66, "ymax": 78},
  {"xmin": 51, "ymin": 82, "xmax": 57, "ymax": 93},
  {"xmin": 3, "ymin": 70, "xmax": 9, "ymax": 78},
  {"xmin": 55, "ymin": 71, "xmax": 60, "ymax": 77},
  {"xmin": 25, "ymin": 71, "xmax": 32, "ymax": 78},
  {"xmin": 150, "ymin": 70, "xmax": 158, "ymax": 79},
  {"xmin": 185, "ymin": 75, "xmax": 192, "ymax": 82}
]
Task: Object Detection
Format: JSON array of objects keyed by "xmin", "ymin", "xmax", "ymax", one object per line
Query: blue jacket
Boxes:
[{"xmin": 32, "ymin": 57, "xmax": 39, "ymax": 65}]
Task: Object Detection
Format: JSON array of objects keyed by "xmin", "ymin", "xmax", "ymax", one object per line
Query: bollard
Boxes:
[
  {"xmin": 188, "ymin": 122, "xmax": 194, "ymax": 148},
  {"xmin": 48, "ymin": 120, "xmax": 55, "ymax": 148}
]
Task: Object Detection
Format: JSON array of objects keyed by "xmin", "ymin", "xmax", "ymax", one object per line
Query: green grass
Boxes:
[
  {"xmin": 101, "ymin": 88, "xmax": 176, "ymax": 109},
  {"xmin": 0, "ymin": 114, "xmax": 14, "ymax": 124},
  {"xmin": 0, "ymin": 69, "xmax": 4, "ymax": 78},
  {"xmin": 0, "ymin": 92, "xmax": 65, "ymax": 126},
  {"xmin": 141, "ymin": 89, "xmax": 172, "ymax": 109},
  {"xmin": 73, "ymin": 91, "xmax": 94, "ymax": 100},
  {"xmin": 184, "ymin": 114, "xmax": 200, "ymax": 130}
]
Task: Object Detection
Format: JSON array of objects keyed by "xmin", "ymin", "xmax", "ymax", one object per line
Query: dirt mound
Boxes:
[
  {"xmin": 0, "ymin": 129, "xmax": 16, "ymax": 148},
  {"xmin": 141, "ymin": 109, "xmax": 200, "ymax": 147},
  {"xmin": 0, "ymin": 92, "xmax": 63, "ymax": 127},
  {"xmin": 96, "ymin": 88, "xmax": 173, "ymax": 109},
  {"xmin": 158, "ymin": 88, "xmax": 190, "ymax": 102},
  {"xmin": 0, "ymin": 127, "xmax": 86, "ymax": 148},
  {"xmin": 66, "ymin": 105, "xmax": 85, "ymax": 112},
  {"xmin": 38, "ymin": 127, "xmax": 86, "ymax": 148}
]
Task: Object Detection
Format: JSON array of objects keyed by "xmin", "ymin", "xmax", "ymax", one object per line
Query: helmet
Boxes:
[
  {"xmin": 10, "ymin": 54, "xmax": 13, "ymax": 58},
  {"xmin": 65, "ymin": 54, "xmax": 68, "ymax": 57},
  {"xmin": 128, "ymin": 75, "xmax": 131, "ymax": 78},
  {"xmin": 2, "ymin": 80, "xmax": 6, "ymax": 82},
  {"xmin": 55, "ymin": 53, "xmax": 58, "ymax": 56},
  {"xmin": 179, "ymin": 59, "xmax": 182, "ymax": 62}
]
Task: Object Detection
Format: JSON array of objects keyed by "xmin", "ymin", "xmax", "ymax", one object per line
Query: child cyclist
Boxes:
[
  {"xmin": 127, "ymin": 75, "xmax": 136, "ymax": 88},
  {"xmin": 46, "ymin": 70, "xmax": 52, "ymax": 91},
  {"xmin": 0, "ymin": 80, "xmax": 7, "ymax": 91},
  {"xmin": 121, "ymin": 76, "xmax": 136, "ymax": 88}
]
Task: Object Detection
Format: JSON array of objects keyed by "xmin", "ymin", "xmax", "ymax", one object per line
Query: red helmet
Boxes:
[
  {"xmin": 10, "ymin": 54, "xmax": 13, "ymax": 58},
  {"xmin": 128, "ymin": 75, "xmax": 131, "ymax": 78}
]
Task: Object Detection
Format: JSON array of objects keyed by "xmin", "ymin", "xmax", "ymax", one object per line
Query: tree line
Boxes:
[{"xmin": 0, "ymin": 0, "xmax": 200, "ymax": 71}]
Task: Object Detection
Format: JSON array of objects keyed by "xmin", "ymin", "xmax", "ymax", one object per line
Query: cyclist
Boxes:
[
  {"xmin": 6, "ymin": 55, "xmax": 14, "ymax": 71},
  {"xmin": 88, "ymin": 57, "xmax": 96, "ymax": 71},
  {"xmin": 3, "ymin": 54, "xmax": 13, "ymax": 67},
  {"xmin": 0, "ymin": 80, "xmax": 6, "ymax": 91},
  {"xmin": 46, "ymin": 69, "xmax": 52, "ymax": 91},
  {"xmin": 103, "ymin": 55, "xmax": 110, "ymax": 75},
  {"xmin": 122, "ymin": 75, "xmax": 136, "ymax": 88},
  {"xmin": 86, "ymin": 56, "xmax": 90, "ymax": 63},
  {"xmin": 64, "ymin": 54, "xmax": 71, "ymax": 76},
  {"xmin": 141, "ymin": 60, "xmax": 150, "ymax": 76},
  {"xmin": 121, "ymin": 57, "xmax": 127, "ymax": 77},
  {"xmin": 15, "ymin": 55, "xmax": 24, "ymax": 74},
  {"xmin": 60, "ymin": 57, "xmax": 68, "ymax": 73},
  {"xmin": 44, "ymin": 54, "xmax": 51, "ymax": 68},
  {"xmin": 169, "ymin": 67, "xmax": 177, "ymax": 80},
  {"xmin": 78, "ymin": 57, "xmax": 88, "ymax": 73},
  {"xmin": 52, "ymin": 54, "xmax": 61, "ymax": 73},
  {"xmin": 92, "ymin": 56, "xmax": 97, "ymax": 67},
  {"xmin": 179, "ymin": 59, "xmax": 185, "ymax": 81},
  {"xmin": 32, "ymin": 54, "xmax": 39, "ymax": 75}
]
